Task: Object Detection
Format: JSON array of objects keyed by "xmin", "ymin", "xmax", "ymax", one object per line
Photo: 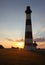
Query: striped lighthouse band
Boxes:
[{"xmin": 25, "ymin": 25, "xmax": 32, "ymax": 32}]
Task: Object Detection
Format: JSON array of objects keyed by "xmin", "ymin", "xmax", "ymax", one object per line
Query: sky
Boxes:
[{"xmin": 0, "ymin": 0, "xmax": 45, "ymax": 48}]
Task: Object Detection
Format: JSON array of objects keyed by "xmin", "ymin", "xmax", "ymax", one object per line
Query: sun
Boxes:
[{"xmin": 17, "ymin": 42, "xmax": 24, "ymax": 49}]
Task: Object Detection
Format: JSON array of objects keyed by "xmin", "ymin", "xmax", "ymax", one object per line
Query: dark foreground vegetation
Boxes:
[{"xmin": 0, "ymin": 49, "xmax": 45, "ymax": 65}]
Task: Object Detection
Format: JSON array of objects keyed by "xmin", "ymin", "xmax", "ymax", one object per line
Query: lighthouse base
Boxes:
[{"xmin": 24, "ymin": 44, "xmax": 37, "ymax": 51}]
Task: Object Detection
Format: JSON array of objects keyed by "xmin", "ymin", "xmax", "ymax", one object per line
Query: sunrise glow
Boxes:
[{"xmin": 17, "ymin": 41, "xmax": 24, "ymax": 48}]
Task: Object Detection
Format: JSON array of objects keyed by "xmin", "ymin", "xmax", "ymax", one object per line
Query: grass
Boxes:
[{"xmin": 0, "ymin": 49, "xmax": 45, "ymax": 65}]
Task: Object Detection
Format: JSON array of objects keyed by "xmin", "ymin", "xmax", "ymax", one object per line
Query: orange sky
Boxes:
[
  {"xmin": 37, "ymin": 42, "xmax": 45, "ymax": 49},
  {"xmin": 0, "ymin": 38, "xmax": 24, "ymax": 48},
  {"xmin": 0, "ymin": 38, "xmax": 45, "ymax": 49}
]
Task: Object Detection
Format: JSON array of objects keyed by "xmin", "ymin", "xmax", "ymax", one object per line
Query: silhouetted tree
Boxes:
[{"xmin": 0, "ymin": 45, "xmax": 4, "ymax": 49}]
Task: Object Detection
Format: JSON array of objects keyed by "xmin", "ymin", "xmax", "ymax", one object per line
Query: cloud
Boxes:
[
  {"xmin": 16, "ymin": 39, "xmax": 24, "ymax": 42},
  {"xmin": 33, "ymin": 27, "xmax": 45, "ymax": 39},
  {"xmin": 34, "ymin": 38, "xmax": 45, "ymax": 42},
  {"xmin": 6, "ymin": 38, "xmax": 15, "ymax": 42},
  {"xmin": 6, "ymin": 38, "xmax": 24, "ymax": 42}
]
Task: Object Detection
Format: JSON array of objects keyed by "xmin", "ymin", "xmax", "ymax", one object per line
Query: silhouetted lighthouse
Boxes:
[{"xmin": 25, "ymin": 6, "xmax": 37, "ymax": 50}]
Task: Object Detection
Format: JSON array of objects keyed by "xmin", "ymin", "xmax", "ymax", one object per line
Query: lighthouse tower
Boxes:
[{"xmin": 25, "ymin": 6, "xmax": 35, "ymax": 50}]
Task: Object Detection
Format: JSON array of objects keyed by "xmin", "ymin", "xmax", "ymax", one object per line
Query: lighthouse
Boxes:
[{"xmin": 25, "ymin": 6, "xmax": 37, "ymax": 50}]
